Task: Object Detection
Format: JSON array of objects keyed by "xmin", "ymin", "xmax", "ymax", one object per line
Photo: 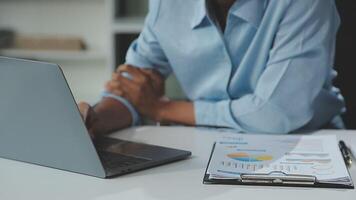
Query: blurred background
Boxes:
[
  {"xmin": 0, "ymin": 0, "xmax": 184, "ymax": 106},
  {"xmin": 0, "ymin": 0, "xmax": 355, "ymax": 128}
]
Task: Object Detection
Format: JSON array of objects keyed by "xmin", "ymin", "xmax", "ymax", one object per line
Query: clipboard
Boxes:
[{"xmin": 203, "ymin": 143, "xmax": 354, "ymax": 189}]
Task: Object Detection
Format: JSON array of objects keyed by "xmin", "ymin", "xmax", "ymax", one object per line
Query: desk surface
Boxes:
[{"xmin": 1, "ymin": 126, "xmax": 356, "ymax": 200}]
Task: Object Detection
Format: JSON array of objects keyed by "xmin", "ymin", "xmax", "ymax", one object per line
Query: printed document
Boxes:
[{"xmin": 207, "ymin": 134, "xmax": 352, "ymax": 184}]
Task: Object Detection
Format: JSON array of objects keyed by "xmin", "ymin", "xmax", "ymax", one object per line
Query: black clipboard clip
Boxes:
[{"xmin": 240, "ymin": 171, "xmax": 316, "ymax": 186}]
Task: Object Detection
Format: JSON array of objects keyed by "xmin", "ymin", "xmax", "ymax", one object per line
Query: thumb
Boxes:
[
  {"xmin": 78, "ymin": 101, "xmax": 91, "ymax": 123},
  {"xmin": 77, "ymin": 102, "xmax": 97, "ymax": 139}
]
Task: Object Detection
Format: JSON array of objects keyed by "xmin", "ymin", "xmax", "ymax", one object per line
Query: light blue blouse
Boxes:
[{"xmin": 103, "ymin": 0, "xmax": 345, "ymax": 134}]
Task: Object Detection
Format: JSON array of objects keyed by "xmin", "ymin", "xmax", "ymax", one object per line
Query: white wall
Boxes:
[
  {"xmin": 0, "ymin": 0, "xmax": 108, "ymax": 52},
  {"xmin": 60, "ymin": 60, "xmax": 109, "ymax": 104},
  {"xmin": 0, "ymin": 0, "xmax": 111, "ymax": 103}
]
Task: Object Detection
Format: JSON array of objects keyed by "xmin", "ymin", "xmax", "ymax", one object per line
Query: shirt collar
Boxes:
[
  {"xmin": 191, "ymin": 0, "xmax": 266, "ymax": 29},
  {"xmin": 191, "ymin": 0, "xmax": 207, "ymax": 29},
  {"xmin": 230, "ymin": 0, "xmax": 266, "ymax": 28}
]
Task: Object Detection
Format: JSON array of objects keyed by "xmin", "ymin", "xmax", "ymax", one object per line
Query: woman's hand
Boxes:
[
  {"xmin": 105, "ymin": 65, "xmax": 166, "ymax": 121},
  {"xmin": 78, "ymin": 101, "xmax": 98, "ymax": 138}
]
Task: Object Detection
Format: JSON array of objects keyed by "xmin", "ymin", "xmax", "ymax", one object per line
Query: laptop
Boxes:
[{"xmin": 0, "ymin": 56, "xmax": 191, "ymax": 178}]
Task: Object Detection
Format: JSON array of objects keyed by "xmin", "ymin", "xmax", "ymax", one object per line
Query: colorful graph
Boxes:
[{"xmin": 227, "ymin": 152, "xmax": 273, "ymax": 162}]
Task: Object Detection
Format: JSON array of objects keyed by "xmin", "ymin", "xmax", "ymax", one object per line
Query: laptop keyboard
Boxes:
[{"xmin": 98, "ymin": 151, "xmax": 150, "ymax": 169}]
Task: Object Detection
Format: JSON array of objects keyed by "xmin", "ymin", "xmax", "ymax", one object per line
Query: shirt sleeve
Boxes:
[
  {"xmin": 194, "ymin": 0, "xmax": 340, "ymax": 134},
  {"xmin": 103, "ymin": 0, "xmax": 172, "ymax": 126},
  {"xmin": 125, "ymin": 0, "xmax": 172, "ymax": 78}
]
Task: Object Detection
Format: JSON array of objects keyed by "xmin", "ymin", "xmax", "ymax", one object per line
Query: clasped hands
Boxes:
[{"xmin": 105, "ymin": 65, "xmax": 167, "ymax": 122}]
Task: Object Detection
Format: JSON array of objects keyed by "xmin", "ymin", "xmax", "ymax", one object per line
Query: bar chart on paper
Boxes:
[{"xmin": 207, "ymin": 134, "xmax": 352, "ymax": 184}]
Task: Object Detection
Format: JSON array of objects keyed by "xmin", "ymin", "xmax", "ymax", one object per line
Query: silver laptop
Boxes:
[{"xmin": 0, "ymin": 57, "xmax": 191, "ymax": 178}]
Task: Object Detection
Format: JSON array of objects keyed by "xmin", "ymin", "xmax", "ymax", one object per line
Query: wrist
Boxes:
[
  {"xmin": 91, "ymin": 98, "xmax": 132, "ymax": 134},
  {"xmin": 151, "ymin": 97, "xmax": 170, "ymax": 122}
]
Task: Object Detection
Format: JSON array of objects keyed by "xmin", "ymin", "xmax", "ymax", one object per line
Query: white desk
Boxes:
[{"xmin": 1, "ymin": 126, "xmax": 356, "ymax": 200}]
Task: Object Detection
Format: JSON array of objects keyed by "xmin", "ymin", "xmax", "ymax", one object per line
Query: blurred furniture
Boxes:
[
  {"xmin": 335, "ymin": 0, "xmax": 356, "ymax": 129},
  {"xmin": 108, "ymin": 0, "xmax": 147, "ymax": 70}
]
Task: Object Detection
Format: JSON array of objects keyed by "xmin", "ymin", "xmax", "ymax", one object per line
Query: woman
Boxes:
[{"xmin": 79, "ymin": 0, "xmax": 344, "ymax": 136}]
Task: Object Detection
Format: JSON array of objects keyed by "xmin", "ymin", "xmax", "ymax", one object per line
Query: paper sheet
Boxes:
[{"xmin": 207, "ymin": 134, "xmax": 351, "ymax": 182}]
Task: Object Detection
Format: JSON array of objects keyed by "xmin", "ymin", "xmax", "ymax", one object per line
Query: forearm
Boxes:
[
  {"xmin": 92, "ymin": 97, "xmax": 132, "ymax": 135},
  {"xmin": 155, "ymin": 100, "xmax": 195, "ymax": 126}
]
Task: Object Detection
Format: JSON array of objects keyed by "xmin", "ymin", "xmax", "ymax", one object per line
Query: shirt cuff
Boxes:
[
  {"xmin": 194, "ymin": 100, "xmax": 241, "ymax": 130},
  {"xmin": 101, "ymin": 91, "xmax": 140, "ymax": 126}
]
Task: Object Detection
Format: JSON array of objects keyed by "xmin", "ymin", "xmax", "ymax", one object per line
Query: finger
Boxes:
[
  {"xmin": 117, "ymin": 64, "xmax": 136, "ymax": 71},
  {"xmin": 112, "ymin": 71, "xmax": 136, "ymax": 83},
  {"xmin": 105, "ymin": 81, "xmax": 116, "ymax": 93},
  {"xmin": 106, "ymin": 81, "xmax": 127, "ymax": 97},
  {"xmin": 117, "ymin": 64, "xmax": 136, "ymax": 72},
  {"xmin": 77, "ymin": 101, "xmax": 90, "ymax": 122},
  {"xmin": 113, "ymin": 89, "xmax": 132, "ymax": 100},
  {"xmin": 106, "ymin": 80, "xmax": 137, "ymax": 98},
  {"xmin": 119, "ymin": 67, "xmax": 143, "ymax": 82},
  {"xmin": 107, "ymin": 85, "xmax": 132, "ymax": 102},
  {"xmin": 106, "ymin": 78, "xmax": 135, "ymax": 91},
  {"xmin": 105, "ymin": 83, "xmax": 117, "ymax": 94},
  {"xmin": 105, "ymin": 81, "xmax": 125, "ymax": 95},
  {"xmin": 110, "ymin": 88, "xmax": 125, "ymax": 97},
  {"xmin": 115, "ymin": 74, "xmax": 140, "ymax": 91},
  {"xmin": 106, "ymin": 80, "xmax": 121, "ymax": 89},
  {"xmin": 77, "ymin": 102, "xmax": 97, "ymax": 139},
  {"xmin": 111, "ymin": 77, "xmax": 141, "ymax": 103},
  {"xmin": 111, "ymin": 72, "xmax": 120, "ymax": 81},
  {"xmin": 139, "ymin": 69, "xmax": 164, "ymax": 95},
  {"xmin": 140, "ymin": 69, "xmax": 163, "ymax": 81},
  {"xmin": 117, "ymin": 65, "xmax": 148, "ymax": 84}
]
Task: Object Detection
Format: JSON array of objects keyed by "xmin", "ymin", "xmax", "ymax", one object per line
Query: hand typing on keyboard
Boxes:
[{"xmin": 78, "ymin": 102, "xmax": 97, "ymax": 139}]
